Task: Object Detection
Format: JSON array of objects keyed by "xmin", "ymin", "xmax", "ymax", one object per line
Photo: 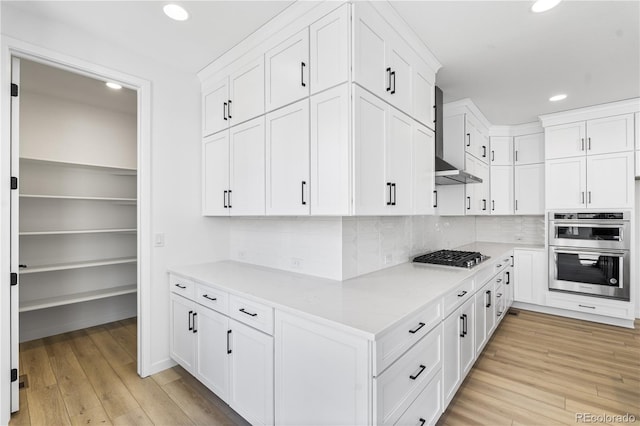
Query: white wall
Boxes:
[
  {"xmin": 636, "ymin": 181, "xmax": 639, "ymax": 317},
  {"xmin": 1, "ymin": 2, "xmax": 230, "ymax": 387}
]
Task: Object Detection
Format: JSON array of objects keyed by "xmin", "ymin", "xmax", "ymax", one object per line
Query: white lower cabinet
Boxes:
[
  {"xmin": 513, "ymin": 248, "xmax": 546, "ymax": 305},
  {"xmin": 474, "ymin": 280, "xmax": 495, "ymax": 356},
  {"xmin": 196, "ymin": 306, "xmax": 230, "ymax": 401},
  {"xmin": 170, "ymin": 293, "xmax": 197, "ymax": 374},
  {"xmin": 443, "ymin": 297, "xmax": 474, "ymax": 406}
]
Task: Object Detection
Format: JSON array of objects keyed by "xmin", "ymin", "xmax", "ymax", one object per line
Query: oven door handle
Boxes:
[{"xmin": 551, "ymin": 248, "xmax": 626, "ymax": 257}]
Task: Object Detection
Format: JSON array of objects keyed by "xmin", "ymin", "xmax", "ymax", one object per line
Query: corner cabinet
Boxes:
[{"xmin": 200, "ymin": 1, "xmax": 439, "ymax": 217}]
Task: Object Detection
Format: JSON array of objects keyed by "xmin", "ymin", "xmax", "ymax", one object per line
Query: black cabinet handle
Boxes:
[
  {"xmin": 579, "ymin": 304, "xmax": 596, "ymax": 309},
  {"xmin": 301, "ymin": 181, "xmax": 307, "ymax": 205},
  {"xmin": 419, "ymin": 419, "xmax": 426, "ymax": 426},
  {"xmin": 492, "ymin": 200, "xmax": 495, "ymax": 211},
  {"xmin": 457, "ymin": 290, "xmax": 467, "ymax": 297},
  {"xmin": 386, "ymin": 182, "xmax": 392, "ymax": 206},
  {"xmin": 188, "ymin": 310, "xmax": 193, "ymax": 331},
  {"xmin": 466, "ymin": 196, "xmax": 471, "ymax": 210},
  {"xmin": 223, "ymin": 102, "xmax": 228, "ymax": 121},
  {"xmin": 409, "ymin": 364, "xmax": 426, "ymax": 380},
  {"xmin": 466, "ymin": 133, "xmax": 471, "ymax": 147},
  {"xmin": 175, "ymin": 283, "xmax": 186, "ymax": 289},
  {"xmin": 301, "ymin": 62, "xmax": 306, "ymax": 87},
  {"xmin": 223, "ymin": 190, "xmax": 228, "ymax": 208},
  {"xmin": 228, "ymin": 190, "xmax": 232, "ymax": 208},
  {"xmin": 459, "ymin": 315, "xmax": 465, "ymax": 337},
  {"xmin": 491, "ymin": 150, "xmax": 494, "ymax": 162},
  {"xmin": 463, "ymin": 314, "xmax": 468, "ymax": 336},
  {"xmin": 409, "ymin": 322, "xmax": 425, "ymax": 334},
  {"xmin": 192, "ymin": 312, "xmax": 198, "ymax": 333},
  {"xmin": 482, "ymin": 199, "xmax": 487, "ymax": 211},
  {"xmin": 227, "ymin": 329, "xmax": 232, "ymax": 354},
  {"xmin": 433, "ymin": 190, "xmax": 438, "ymax": 208},
  {"xmin": 386, "ymin": 67, "xmax": 392, "ymax": 91},
  {"xmin": 239, "ymin": 308, "xmax": 258, "ymax": 317},
  {"xmin": 588, "ymin": 137, "xmax": 591, "ymax": 150},
  {"xmin": 227, "ymin": 100, "xmax": 232, "ymax": 118},
  {"xmin": 510, "ymin": 255, "xmax": 514, "ymax": 267},
  {"xmin": 390, "ymin": 70, "xmax": 396, "ymax": 94},
  {"xmin": 203, "ymin": 294, "xmax": 217, "ymax": 301},
  {"xmin": 486, "ymin": 290, "xmax": 492, "ymax": 308},
  {"xmin": 515, "ymin": 150, "xmax": 518, "ymax": 162},
  {"xmin": 482, "ymin": 145, "xmax": 487, "ymax": 158},
  {"xmin": 515, "ymin": 200, "xmax": 518, "ymax": 211},
  {"xmin": 505, "ymin": 271, "xmax": 510, "ymax": 285},
  {"xmin": 391, "ymin": 183, "xmax": 396, "ymax": 206}
]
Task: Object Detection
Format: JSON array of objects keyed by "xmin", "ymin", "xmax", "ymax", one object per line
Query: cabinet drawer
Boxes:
[
  {"xmin": 546, "ymin": 293, "xmax": 633, "ymax": 319},
  {"xmin": 443, "ymin": 278, "xmax": 473, "ymax": 317},
  {"xmin": 374, "ymin": 298, "xmax": 442, "ymax": 375},
  {"xmin": 195, "ymin": 284, "xmax": 228, "ymax": 315},
  {"xmin": 374, "ymin": 325, "xmax": 442, "ymax": 425},
  {"xmin": 394, "ymin": 371, "xmax": 442, "ymax": 426},
  {"xmin": 170, "ymin": 275, "xmax": 195, "ymax": 299},
  {"xmin": 229, "ymin": 295, "xmax": 274, "ymax": 335}
]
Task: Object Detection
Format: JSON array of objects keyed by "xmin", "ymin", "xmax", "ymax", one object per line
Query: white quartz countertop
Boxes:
[{"xmin": 169, "ymin": 242, "xmax": 544, "ymax": 340}]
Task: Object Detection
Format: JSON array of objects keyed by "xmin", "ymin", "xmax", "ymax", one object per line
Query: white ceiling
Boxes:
[{"xmin": 4, "ymin": 1, "xmax": 639, "ymax": 125}]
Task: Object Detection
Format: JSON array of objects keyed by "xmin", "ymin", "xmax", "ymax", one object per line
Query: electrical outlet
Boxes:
[
  {"xmin": 384, "ymin": 254, "xmax": 393, "ymax": 265},
  {"xmin": 291, "ymin": 258, "xmax": 303, "ymax": 269},
  {"xmin": 154, "ymin": 233, "xmax": 165, "ymax": 247},
  {"xmin": 237, "ymin": 250, "xmax": 246, "ymax": 260}
]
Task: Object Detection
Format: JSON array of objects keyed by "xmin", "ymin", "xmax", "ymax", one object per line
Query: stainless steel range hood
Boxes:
[{"xmin": 433, "ymin": 86, "xmax": 482, "ymax": 185}]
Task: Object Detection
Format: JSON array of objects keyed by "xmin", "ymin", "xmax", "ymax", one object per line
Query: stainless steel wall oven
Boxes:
[{"xmin": 548, "ymin": 212, "xmax": 630, "ymax": 301}]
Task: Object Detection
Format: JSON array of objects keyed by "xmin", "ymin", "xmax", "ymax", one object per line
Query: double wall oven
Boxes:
[{"xmin": 548, "ymin": 212, "xmax": 630, "ymax": 301}]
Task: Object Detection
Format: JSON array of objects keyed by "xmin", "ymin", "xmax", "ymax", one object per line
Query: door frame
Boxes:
[{"xmin": 0, "ymin": 36, "xmax": 152, "ymax": 422}]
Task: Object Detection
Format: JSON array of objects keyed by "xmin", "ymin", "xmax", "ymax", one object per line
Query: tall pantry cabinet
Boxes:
[{"xmin": 17, "ymin": 60, "xmax": 137, "ymax": 341}]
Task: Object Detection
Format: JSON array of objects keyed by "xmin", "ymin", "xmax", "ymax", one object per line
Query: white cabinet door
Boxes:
[
  {"xmin": 196, "ymin": 306, "xmax": 230, "ymax": 403},
  {"xmin": 459, "ymin": 299, "xmax": 475, "ymax": 377},
  {"xmin": 514, "ymin": 163, "xmax": 545, "ymax": 215},
  {"xmin": 354, "ymin": 86, "xmax": 388, "ymax": 215},
  {"xmin": 229, "ymin": 57, "xmax": 264, "ymax": 126},
  {"xmin": 387, "ymin": 107, "xmax": 414, "ymax": 215},
  {"xmin": 490, "ymin": 136, "xmax": 513, "ymax": 166},
  {"xmin": 464, "ymin": 153, "xmax": 480, "ymax": 215},
  {"xmin": 413, "ymin": 123, "xmax": 435, "ymax": 215},
  {"xmin": 229, "ymin": 319, "xmax": 274, "ymax": 426},
  {"xmin": 310, "ymin": 84, "xmax": 351, "ymax": 215},
  {"xmin": 387, "ymin": 39, "xmax": 413, "ymax": 115},
  {"xmin": 513, "ymin": 249, "xmax": 546, "ymax": 305},
  {"xmin": 310, "ymin": 4, "xmax": 349, "ymax": 95},
  {"xmin": 413, "ymin": 61, "xmax": 435, "ymax": 129},
  {"xmin": 266, "ymin": 99, "xmax": 310, "ymax": 215},
  {"xmin": 265, "ymin": 28, "xmax": 310, "ymax": 112},
  {"xmin": 442, "ymin": 310, "xmax": 461, "ymax": 406},
  {"xmin": 474, "ymin": 286, "xmax": 488, "ymax": 355},
  {"xmin": 230, "ymin": 117, "xmax": 265, "ymax": 216},
  {"xmin": 170, "ymin": 294, "xmax": 195, "ymax": 374},
  {"xmin": 476, "ymin": 161, "xmax": 491, "ymax": 215},
  {"xmin": 586, "ymin": 152, "xmax": 634, "ymax": 209},
  {"xmin": 545, "ymin": 157, "xmax": 586, "ymax": 210},
  {"xmin": 636, "ymin": 151, "xmax": 640, "ymax": 178},
  {"xmin": 514, "ymin": 133, "xmax": 544, "ymax": 165},
  {"xmin": 490, "ymin": 165, "xmax": 514, "ymax": 215},
  {"xmin": 545, "ymin": 122, "xmax": 586, "ymax": 160},
  {"xmin": 353, "ymin": 2, "xmax": 389, "ymax": 100},
  {"xmin": 202, "ymin": 132, "xmax": 230, "ymax": 216},
  {"xmin": 202, "ymin": 77, "xmax": 229, "ymax": 137},
  {"xmin": 464, "ymin": 117, "xmax": 480, "ymax": 160},
  {"xmin": 636, "ymin": 112, "xmax": 639, "ymax": 150},
  {"xmin": 505, "ymin": 265, "xmax": 514, "ymax": 309},
  {"xmin": 586, "ymin": 114, "xmax": 634, "ymax": 155}
]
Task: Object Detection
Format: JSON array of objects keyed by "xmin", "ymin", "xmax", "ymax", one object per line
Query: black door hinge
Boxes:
[
  {"xmin": 10, "ymin": 273, "xmax": 17, "ymax": 286},
  {"xmin": 11, "ymin": 369, "xmax": 17, "ymax": 382},
  {"xmin": 11, "ymin": 83, "xmax": 18, "ymax": 97},
  {"xmin": 11, "ymin": 177, "xmax": 17, "ymax": 190}
]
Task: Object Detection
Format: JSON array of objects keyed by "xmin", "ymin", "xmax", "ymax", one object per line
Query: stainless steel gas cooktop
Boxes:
[{"xmin": 412, "ymin": 249, "xmax": 489, "ymax": 268}]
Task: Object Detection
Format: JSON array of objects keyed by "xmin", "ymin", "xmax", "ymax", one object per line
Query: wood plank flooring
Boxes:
[
  {"xmin": 438, "ymin": 310, "xmax": 640, "ymax": 426},
  {"xmin": 11, "ymin": 310, "xmax": 640, "ymax": 425},
  {"xmin": 10, "ymin": 317, "xmax": 248, "ymax": 426}
]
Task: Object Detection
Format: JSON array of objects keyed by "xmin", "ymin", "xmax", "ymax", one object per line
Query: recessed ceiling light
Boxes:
[
  {"xmin": 532, "ymin": 0, "xmax": 561, "ymax": 13},
  {"xmin": 163, "ymin": 4, "xmax": 189, "ymax": 21},
  {"xmin": 549, "ymin": 94, "xmax": 567, "ymax": 102},
  {"xmin": 106, "ymin": 82, "xmax": 122, "ymax": 90}
]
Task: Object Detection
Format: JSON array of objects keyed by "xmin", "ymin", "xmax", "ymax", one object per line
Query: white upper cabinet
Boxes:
[
  {"xmin": 546, "ymin": 156, "xmax": 586, "ymax": 210},
  {"xmin": 310, "ymin": 4, "xmax": 350, "ymax": 95},
  {"xmin": 514, "ymin": 163, "xmax": 544, "ymax": 215},
  {"xmin": 266, "ymin": 99, "xmax": 310, "ymax": 215},
  {"xmin": 490, "ymin": 136, "xmax": 512, "ymax": 166},
  {"xmin": 202, "ymin": 132, "xmax": 230, "ymax": 216},
  {"xmin": 229, "ymin": 117, "xmax": 265, "ymax": 216},
  {"xmin": 545, "ymin": 121, "xmax": 586, "ymax": 160},
  {"xmin": 387, "ymin": 107, "xmax": 414, "ymax": 215},
  {"xmin": 586, "ymin": 152, "xmax": 634, "ymax": 209},
  {"xmin": 586, "ymin": 114, "xmax": 634, "ymax": 155},
  {"xmin": 413, "ymin": 62, "xmax": 435, "ymax": 129},
  {"xmin": 353, "ymin": 2, "xmax": 390, "ymax": 101},
  {"xmin": 202, "ymin": 78, "xmax": 230, "ymax": 137},
  {"xmin": 413, "ymin": 122, "xmax": 435, "ymax": 215},
  {"xmin": 310, "ymin": 84, "xmax": 351, "ymax": 215},
  {"xmin": 490, "ymin": 166, "xmax": 514, "ymax": 215},
  {"xmin": 465, "ymin": 116, "xmax": 489, "ymax": 164},
  {"xmin": 229, "ymin": 57, "xmax": 265, "ymax": 127},
  {"xmin": 514, "ymin": 133, "xmax": 544, "ymax": 165},
  {"xmin": 265, "ymin": 28, "xmax": 310, "ymax": 112},
  {"xmin": 387, "ymin": 39, "xmax": 413, "ymax": 115}
]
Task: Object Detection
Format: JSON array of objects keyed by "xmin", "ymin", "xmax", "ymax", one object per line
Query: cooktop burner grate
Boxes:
[{"xmin": 412, "ymin": 249, "xmax": 488, "ymax": 268}]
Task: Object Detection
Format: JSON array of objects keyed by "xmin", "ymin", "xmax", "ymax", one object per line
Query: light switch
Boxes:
[{"xmin": 154, "ymin": 233, "xmax": 165, "ymax": 247}]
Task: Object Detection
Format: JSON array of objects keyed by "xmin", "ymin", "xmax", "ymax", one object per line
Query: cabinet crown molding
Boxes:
[
  {"xmin": 490, "ymin": 122, "xmax": 543, "ymax": 137},
  {"xmin": 539, "ymin": 98, "xmax": 640, "ymax": 127},
  {"xmin": 442, "ymin": 98, "xmax": 492, "ymax": 130}
]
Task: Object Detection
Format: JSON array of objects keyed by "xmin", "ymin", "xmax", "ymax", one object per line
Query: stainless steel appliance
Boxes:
[
  {"xmin": 413, "ymin": 250, "xmax": 489, "ymax": 268},
  {"xmin": 548, "ymin": 212, "xmax": 630, "ymax": 301}
]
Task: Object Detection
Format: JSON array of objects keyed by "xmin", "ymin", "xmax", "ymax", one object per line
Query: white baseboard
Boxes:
[
  {"xmin": 512, "ymin": 301, "xmax": 635, "ymax": 328},
  {"xmin": 145, "ymin": 358, "xmax": 178, "ymax": 378}
]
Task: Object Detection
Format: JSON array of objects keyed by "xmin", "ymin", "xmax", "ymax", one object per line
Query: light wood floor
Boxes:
[
  {"xmin": 10, "ymin": 317, "xmax": 248, "ymax": 426},
  {"xmin": 11, "ymin": 311, "xmax": 640, "ymax": 426},
  {"xmin": 438, "ymin": 309, "xmax": 640, "ymax": 426}
]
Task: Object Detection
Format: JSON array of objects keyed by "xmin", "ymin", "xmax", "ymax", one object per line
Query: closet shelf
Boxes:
[
  {"xmin": 20, "ymin": 228, "xmax": 137, "ymax": 236},
  {"xmin": 20, "ymin": 194, "xmax": 137, "ymax": 202},
  {"xmin": 19, "ymin": 257, "xmax": 137, "ymax": 274},
  {"xmin": 20, "ymin": 157, "xmax": 137, "ymax": 175},
  {"xmin": 19, "ymin": 284, "xmax": 137, "ymax": 312}
]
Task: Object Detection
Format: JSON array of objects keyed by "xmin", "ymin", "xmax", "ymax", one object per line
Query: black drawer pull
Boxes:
[
  {"xmin": 408, "ymin": 322, "xmax": 425, "ymax": 334},
  {"xmin": 239, "ymin": 308, "xmax": 258, "ymax": 317},
  {"xmin": 301, "ymin": 62, "xmax": 306, "ymax": 87},
  {"xmin": 175, "ymin": 283, "xmax": 186, "ymax": 289},
  {"xmin": 457, "ymin": 290, "xmax": 467, "ymax": 298},
  {"xmin": 227, "ymin": 329, "xmax": 232, "ymax": 354},
  {"xmin": 203, "ymin": 294, "xmax": 217, "ymax": 301},
  {"xmin": 505, "ymin": 271, "xmax": 510, "ymax": 285},
  {"xmin": 460, "ymin": 315, "xmax": 465, "ymax": 337},
  {"xmin": 409, "ymin": 364, "xmax": 426, "ymax": 380},
  {"xmin": 486, "ymin": 290, "xmax": 492, "ymax": 308},
  {"xmin": 419, "ymin": 419, "xmax": 426, "ymax": 426},
  {"xmin": 462, "ymin": 313, "xmax": 468, "ymax": 336},
  {"xmin": 188, "ymin": 310, "xmax": 193, "ymax": 331},
  {"xmin": 579, "ymin": 304, "xmax": 596, "ymax": 309},
  {"xmin": 192, "ymin": 312, "xmax": 198, "ymax": 333}
]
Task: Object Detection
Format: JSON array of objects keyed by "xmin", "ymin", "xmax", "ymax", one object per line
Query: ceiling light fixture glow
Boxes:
[
  {"xmin": 549, "ymin": 94, "xmax": 567, "ymax": 102},
  {"xmin": 106, "ymin": 82, "xmax": 122, "ymax": 90},
  {"xmin": 532, "ymin": 0, "xmax": 561, "ymax": 13},
  {"xmin": 163, "ymin": 4, "xmax": 189, "ymax": 21}
]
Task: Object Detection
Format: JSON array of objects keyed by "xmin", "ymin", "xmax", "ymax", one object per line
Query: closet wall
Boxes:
[{"xmin": 18, "ymin": 60, "xmax": 138, "ymax": 341}]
